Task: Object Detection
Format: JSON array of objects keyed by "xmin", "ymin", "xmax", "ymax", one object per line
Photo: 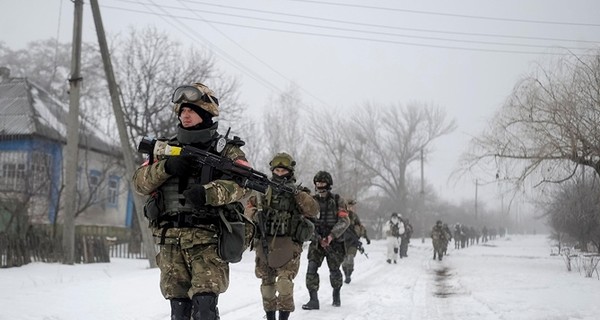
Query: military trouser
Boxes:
[
  {"xmin": 432, "ymin": 239, "xmax": 447, "ymax": 260},
  {"xmin": 399, "ymin": 237, "xmax": 409, "ymax": 257},
  {"xmin": 155, "ymin": 227, "xmax": 229, "ymax": 299},
  {"xmin": 342, "ymin": 244, "xmax": 358, "ymax": 277},
  {"xmin": 255, "ymin": 243, "xmax": 302, "ymax": 312},
  {"xmin": 305, "ymin": 240, "xmax": 345, "ymax": 291}
]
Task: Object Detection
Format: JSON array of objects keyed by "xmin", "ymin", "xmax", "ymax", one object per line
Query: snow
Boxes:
[{"xmin": 1, "ymin": 235, "xmax": 598, "ymax": 320}]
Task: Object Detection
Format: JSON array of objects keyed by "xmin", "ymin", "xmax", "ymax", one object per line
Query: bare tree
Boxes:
[
  {"xmin": 460, "ymin": 49, "xmax": 600, "ymax": 187},
  {"xmin": 344, "ymin": 102, "xmax": 456, "ymax": 210},
  {"xmin": 306, "ymin": 107, "xmax": 369, "ymax": 198},
  {"xmin": 544, "ymin": 175, "xmax": 600, "ymax": 253},
  {"xmin": 253, "ymin": 84, "xmax": 318, "ymax": 185},
  {"xmin": 113, "ymin": 26, "xmax": 244, "ymax": 148}
]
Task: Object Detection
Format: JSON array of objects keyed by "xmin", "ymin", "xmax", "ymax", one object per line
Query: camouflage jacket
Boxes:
[{"xmin": 132, "ymin": 141, "xmax": 247, "ymax": 206}]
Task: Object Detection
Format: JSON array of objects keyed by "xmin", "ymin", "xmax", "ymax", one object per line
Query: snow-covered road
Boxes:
[{"xmin": 1, "ymin": 235, "xmax": 598, "ymax": 320}]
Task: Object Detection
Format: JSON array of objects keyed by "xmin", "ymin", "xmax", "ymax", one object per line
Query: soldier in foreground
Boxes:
[
  {"xmin": 132, "ymin": 83, "xmax": 251, "ymax": 320},
  {"xmin": 302, "ymin": 171, "xmax": 350, "ymax": 310},
  {"xmin": 341, "ymin": 199, "xmax": 370, "ymax": 284},
  {"xmin": 245, "ymin": 153, "xmax": 319, "ymax": 320}
]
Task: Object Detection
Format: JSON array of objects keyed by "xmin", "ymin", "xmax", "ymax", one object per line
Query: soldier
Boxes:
[
  {"xmin": 441, "ymin": 223, "xmax": 452, "ymax": 256},
  {"xmin": 132, "ymin": 83, "xmax": 252, "ymax": 320},
  {"xmin": 302, "ymin": 171, "xmax": 350, "ymax": 310},
  {"xmin": 245, "ymin": 153, "xmax": 319, "ymax": 320},
  {"xmin": 399, "ymin": 217, "xmax": 413, "ymax": 258},
  {"xmin": 382, "ymin": 212, "xmax": 404, "ymax": 264},
  {"xmin": 341, "ymin": 199, "xmax": 370, "ymax": 284},
  {"xmin": 431, "ymin": 220, "xmax": 449, "ymax": 261}
]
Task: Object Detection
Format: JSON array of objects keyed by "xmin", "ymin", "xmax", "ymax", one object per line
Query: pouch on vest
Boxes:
[
  {"xmin": 217, "ymin": 203, "xmax": 256, "ymax": 263},
  {"xmin": 291, "ymin": 215, "xmax": 315, "ymax": 243},
  {"xmin": 144, "ymin": 191, "xmax": 165, "ymax": 223},
  {"xmin": 255, "ymin": 236, "xmax": 297, "ymax": 268}
]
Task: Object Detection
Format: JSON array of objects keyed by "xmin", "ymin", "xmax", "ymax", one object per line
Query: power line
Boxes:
[
  {"xmin": 288, "ymin": 0, "xmax": 600, "ymax": 28},
  {"xmin": 178, "ymin": 0, "xmax": 600, "ymax": 45},
  {"xmin": 135, "ymin": 0, "xmax": 283, "ymax": 95},
  {"xmin": 173, "ymin": 0, "xmax": 333, "ymax": 108},
  {"xmin": 99, "ymin": 4, "xmax": 593, "ymax": 56}
]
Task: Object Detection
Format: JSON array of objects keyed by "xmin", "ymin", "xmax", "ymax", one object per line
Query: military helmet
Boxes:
[
  {"xmin": 172, "ymin": 82, "xmax": 220, "ymax": 117},
  {"xmin": 313, "ymin": 171, "xmax": 333, "ymax": 185},
  {"xmin": 269, "ymin": 152, "xmax": 296, "ymax": 171}
]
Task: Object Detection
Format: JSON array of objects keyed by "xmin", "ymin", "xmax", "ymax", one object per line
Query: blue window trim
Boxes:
[
  {"xmin": 0, "ymin": 138, "xmax": 62, "ymax": 223},
  {"xmin": 126, "ymin": 190, "xmax": 134, "ymax": 228},
  {"xmin": 107, "ymin": 174, "xmax": 120, "ymax": 208}
]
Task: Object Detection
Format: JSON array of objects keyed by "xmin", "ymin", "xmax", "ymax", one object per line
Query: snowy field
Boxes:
[{"xmin": 1, "ymin": 234, "xmax": 598, "ymax": 320}]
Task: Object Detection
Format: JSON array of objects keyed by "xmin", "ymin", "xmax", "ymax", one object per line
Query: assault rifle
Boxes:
[
  {"xmin": 137, "ymin": 137, "xmax": 297, "ymax": 195},
  {"xmin": 343, "ymin": 229, "xmax": 369, "ymax": 259}
]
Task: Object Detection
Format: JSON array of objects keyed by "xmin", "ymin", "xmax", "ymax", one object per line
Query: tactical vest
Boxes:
[
  {"xmin": 262, "ymin": 189, "xmax": 301, "ymax": 237},
  {"xmin": 314, "ymin": 193, "xmax": 339, "ymax": 237},
  {"xmin": 154, "ymin": 137, "xmax": 233, "ymax": 226},
  {"xmin": 390, "ymin": 222, "xmax": 401, "ymax": 237}
]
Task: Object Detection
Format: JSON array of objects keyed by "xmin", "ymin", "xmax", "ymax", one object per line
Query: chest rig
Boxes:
[{"xmin": 261, "ymin": 187, "xmax": 300, "ymax": 237}]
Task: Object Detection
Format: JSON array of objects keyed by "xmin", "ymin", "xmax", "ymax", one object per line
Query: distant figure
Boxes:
[
  {"xmin": 441, "ymin": 223, "xmax": 452, "ymax": 256},
  {"xmin": 382, "ymin": 212, "xmax": 404, "ymax": 264},
  {"xmin": 399, "ymin": 217, "xmax": 413, "ymax": 258},
  {"xmin": 431, "ymin": 220, "xmax": 449, "ymax": 261}
]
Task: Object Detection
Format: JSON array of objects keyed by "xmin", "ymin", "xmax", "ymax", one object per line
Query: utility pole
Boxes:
[
  {"xmin": 62, "ymin": 0, "xmax": 83, "ymax": 265},
  {"xmin": 420, "ymin": 148, "xmax": 425, "ymax": 243},
  {"xmin": 475, "ymin": 179, "xmax": 478, "ymax": 220},
  {"xmin": 90, "ymin": 0, "xmax": 157, "ymax": 267}
]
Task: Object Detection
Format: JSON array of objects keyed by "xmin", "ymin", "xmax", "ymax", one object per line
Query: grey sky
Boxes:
[{"xmin": 2, "ymin": 0, "xmax": 599, "ymax": 207}]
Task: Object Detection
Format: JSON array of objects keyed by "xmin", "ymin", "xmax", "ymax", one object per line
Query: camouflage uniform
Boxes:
[
  {"xmin": 245, "ymin": 153, "xmax": 319, "ymax": 320},
  {"xmin": 341, "ymin": 201, "xmax": 369, "ymax": 284},
  {"xmin": 399, "ymin": 218, "xmax": 413, "ymax": 258},
  {"xmin": 441, "ymin": 223, "xmax": 452, "ymax": 255},
  {"xmin": 302, "ymin": 171, "xmax": 350, "ymax": 310},
  {"xmin": 132, "ymin": 82, "xmax": 249, "ymax": 320},
  {"xmin": 431, "ymin": 221, "xmax": 448, "ymax": 261}
]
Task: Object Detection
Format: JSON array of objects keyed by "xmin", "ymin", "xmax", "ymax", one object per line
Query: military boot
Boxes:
[
  {"xmin": 332, "ymin": 288, "xmax": 341, "ymax": 307},
  {"xmin": 170, "ymin": 298, "xmax": 192, "ymax": 320},
  {"xmin": 279, "ymin": 311, "xmax": 290, "ymax": 320},
  {"xmin": 265, "ymin": 311, "xmax": 276, "ymax": 320},
  {"xmin": 344, "ymin": 269, "xmax": 352, "ymax": 284},
  {"xmin": 302, "ymin": 290, "xmax": 320, "ymax": 310},
  {"xmin": 192, "ymin": 293, "xmax": 220, "ymax": 320}
]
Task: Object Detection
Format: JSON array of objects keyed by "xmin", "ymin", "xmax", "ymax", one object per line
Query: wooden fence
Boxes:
[{"xmin": 0, "ymin": 225, "xmax": 151, "ymax": 268}]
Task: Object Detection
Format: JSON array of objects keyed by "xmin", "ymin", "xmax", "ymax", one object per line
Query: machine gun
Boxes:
[{"xmin": 137, "ymin": 137, "xmax": 297, "ymax": 195}]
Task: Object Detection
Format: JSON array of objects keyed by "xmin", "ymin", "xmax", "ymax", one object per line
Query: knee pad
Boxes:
[
  {"xmin": 261, "ymin": 283, "xmax": 277, "ymax": 299},
  {"xmin": 276, "ymin": 277, "xmax": 294, "ymax": 296}
]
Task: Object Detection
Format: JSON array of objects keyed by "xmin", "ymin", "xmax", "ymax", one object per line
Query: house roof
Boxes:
[{"xmin": 0, "ymin": 74, "xmax": 121, "ymax": 156}]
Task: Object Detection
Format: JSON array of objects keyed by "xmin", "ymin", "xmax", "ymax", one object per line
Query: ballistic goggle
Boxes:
[{"xmin": 171, "ymin": 85, "xmax": 219, "ymax": 106}]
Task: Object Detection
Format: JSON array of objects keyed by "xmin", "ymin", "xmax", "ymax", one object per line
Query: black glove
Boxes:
[
  {"xmin": 183, "ymin": 185, "xmax": 207, "ymax": 207},
  {"xmin": 164, "ymin": 156, "xmax": 196, "ymax": 176},
  {"xmin": 366, "ymin": 238, "xmax": 371, "ymax": 245}
]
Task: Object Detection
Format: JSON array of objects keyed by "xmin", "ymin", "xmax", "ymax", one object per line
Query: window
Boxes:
[
  {"xmin": 88, "ymin": 169, "xmax": 101, "ymax": 201},
  {"xmin": 107, "ymin": 175, "xmax": 119, "ymax": 207},
  {"xmin": 0, "ymin": 152, "xmax": 27, "ymax": 192}
]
